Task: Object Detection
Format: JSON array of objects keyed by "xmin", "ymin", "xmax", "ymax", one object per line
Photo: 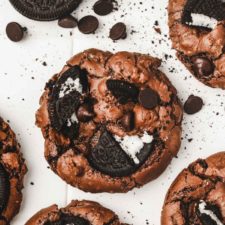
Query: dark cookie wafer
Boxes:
[
  {"xmin": 25, "ymin": 200, "xmax": 126, "ymax": 225},
  {"xmin": 9, "ymin": 0, "xmax": 82, "ymax": 21},
  {"xmin": 36, "ymin": 49, "xmax": 183, "ymax": 193},
  {"xmin": 0, "ymin": 117, "xmax": 27, "ymax": 225},
  {"xmin": 161, "ymin": 152, "xmax": 225, "ymax": 225},
  {"xmin": 168, "ymin": 0, "xmax": 225, "ymax": 89}
]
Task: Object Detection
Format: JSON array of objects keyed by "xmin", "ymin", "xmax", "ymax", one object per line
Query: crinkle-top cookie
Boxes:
[{"xmin": 36, "ymin": 49, "xmax": 183, "ymax": 193}]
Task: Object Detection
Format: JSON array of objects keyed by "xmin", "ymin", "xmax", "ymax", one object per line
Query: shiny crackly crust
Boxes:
[
  {"xmin": 25, "ymin": 200, "xmax": 126, "ymax": 225},
  {"xmin": 36, "ymin": 49, "xmax": 183, "ymax": 193},
  {"xmin": 161, "ymin": 152, "xmax": 225, "ymax": 225},
  {"xmin": 168, "ymin": 0, "xmax": 225, "ymax": 89},
  {"xmin": 0, "ymin": 117, "xmax": 27, "ymax": 225}
]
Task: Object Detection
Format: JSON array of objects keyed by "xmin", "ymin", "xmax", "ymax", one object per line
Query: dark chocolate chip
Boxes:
[
  {"xmin": 58, "ymin": 15, "xmax": 78, "ymax": 28},
  {"xmin": 78, "ymin": 16, "xmax": 99, "ymax": 34},
  {"xmin": 45, "ymin": 214, "xmax": 90, "ymax": 225},
  {"xmin": 77, "ymin": 103, "xmax": 95, "ymax": 122},
  {"xmin": 119, "ymin": 111, "xmax": 135, "ymax": 132},
  {"xmin": 138, "ymin": 88, "xmax": 159, "ymax": 109},
  {"xmin": 6, "ymin": 22, "xmax": 25, "ymax": 42},
  {"xmin": 192, "ymin": 57, "xmax": 214, "ymax": 77},
  {"xmin": 182, "ymin": 0, "xmax": 225, "ymax": 28},
  {"xmin": 93, "ymin": 0, "xmax": 113, "ymax": 16},
  {"xmin": 184, "ymin": 95, "xmax": 203, "ymax": 115},
  {"xmin": 109, "ymin": 22, "xmax": 127, "ymax": 40},
  {"xmin": 88, "ymin": 129, "xmax": 135, "ymax": 177},
  {"xmin": 0, "ymin": 164, "xmax": 10, "ymax": 214},
  {"xmin": 106, "ymin": 79, "xmax": 139, "ymax": 104}
]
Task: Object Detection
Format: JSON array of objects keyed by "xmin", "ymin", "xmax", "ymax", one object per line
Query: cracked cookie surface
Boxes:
[
  {"xmin": 168, "ymin": 0, "xmax": 225, "ymax": 89},
  {"xmin": 161, "ymin": 152, "xmax": 225, "ymax": 225},
  {"xmin": 36, "ymin": 49, "xmax": 183, "ymax": 193},
  {"xmin": 25, "ymin": 200, "xmax": 127, "ymax": 225},
  {"xmin": 0, "ymin": 116, "xmax": 27, "ymax": 225}
]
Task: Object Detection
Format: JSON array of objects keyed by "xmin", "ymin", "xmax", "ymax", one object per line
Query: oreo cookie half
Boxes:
[
  {"xmin": 45, "ymin": 214, "xmax": 90, "ymax": 225},
  {"xmin": 9, "ymin": 0, "xmax": 82, "ymax": 21},
  {"xmin": 0, "ymin": 164, "xmax": 10, "ymax": 214},
  {"xmin": 88, "ymin": 129, "xmax": 154, "ymax": 177},
  {"xmin": 182, "ymin": 0, "xmax": 225, "ymax": 29}
]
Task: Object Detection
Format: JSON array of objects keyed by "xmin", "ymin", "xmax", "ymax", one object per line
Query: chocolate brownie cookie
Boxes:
[
  {"xmin": 36, "ymin": 49, "xmax": 183, "ymax": 193},
  {"xmin": 168, "ymin": 0, "xmax": 225, "ymax": 89},
  {"xmin": 0, "ymin": 117, "xmax": 27, "ymax": 225},
  {"xmin": 161, "ymin": 152, "xmax": 225, "ymax": 225},
  {"xmin": 25, "ymin": 200, "xmax": 126, "ymax": 225},
  {"xmin": 9, "ymin": 0, "xmax": 82, "ymax": 21}
]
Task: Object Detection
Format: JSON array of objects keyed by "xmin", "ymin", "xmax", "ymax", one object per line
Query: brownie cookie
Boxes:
[
  {"xmin": 9, "ymin": 0, "xmax": 82, "ymax": 21},
  {"xmin": 161, "ymin": 152, "xmax": 225, "ymax": 225},
  {"xmin": 0, "ymin": 117, "xmax": 27, "ymax": 225},
  {"xmin": 25, "ymin": 200, "xmax": 126, "ymax": 225},
  {"xmin": 36, "ymin": 49, "xmax": 183, "ymax": 193},
  {"xmin": 168, "ymin": 0, "xmax": 225, "ymax": 89}
]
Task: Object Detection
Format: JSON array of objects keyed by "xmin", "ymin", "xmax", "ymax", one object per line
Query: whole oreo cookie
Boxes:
[
  {"xmin": 161, "ymin": 152, "xmax": 225, "ymax": 225},
  {"xmin": 168, "ymin": 0, "xmax": 225, "ymax": 89},
  {"xmin": 9, "ymin": 0, "xmax": 82, "ymax": 21},
  {"xmin": 0, "ymin": 117, "xmax": 27, "ymax": 225},
  {"xmin": 36, "ymin": 49, "xmax": 183, "ymax": 193},
  {"xmin": 25, "ymin": 200, "xmax": 126, "ymax": 225}
]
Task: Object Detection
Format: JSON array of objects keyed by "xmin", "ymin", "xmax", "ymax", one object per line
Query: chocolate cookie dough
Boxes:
[
  {"xmin": 0, "ymin": 117, "xmax": 27, "ymax": 225},
  {"xmin": 168, "ymin": 0, "xmax": 225, "ymax": 89},
  {"xmin": 25, "ymin": 200, "xmax": 126, "ymax": 225},
  {"xmin": 36, "ymin": 49, "xmax": 183, "ymax": 193},
  {"xmin": 161, "ymin": 152, "xmax": 225, "ymax": 225}
]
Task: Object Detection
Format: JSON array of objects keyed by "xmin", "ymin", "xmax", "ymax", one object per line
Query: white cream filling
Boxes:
[
  {"xmin": 114, "ymin": 131, "xmax": 153, "ymax": 164},
  {"xmin": 188, "ymin": 13, "xmax": 218, "ymax": 29},
  {"xmin": 67, "ymin": 113, "xmax": 78, "ymax": 127},
  {"xmin": 198, "ymin": 200, "xmax": 223, "ymax": 225},
  {"xmin": 59, "ymin": 77, "xmax": 82, "ymax": 98}
]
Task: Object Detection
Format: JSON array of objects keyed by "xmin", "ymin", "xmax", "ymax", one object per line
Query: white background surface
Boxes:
[{"xmin": 0, "ymin": 0, "xmax": 225, "ymax": 224}]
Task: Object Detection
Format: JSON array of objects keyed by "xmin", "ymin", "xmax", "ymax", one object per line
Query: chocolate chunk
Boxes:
[
  {"xmin": 0, "ymin": 164, "xmax": 10, "ymax": 214},
  {"xmin": 45, "ymin": 215, "xmax": 90, "ymax": 225},
  {"xmin": 77, "ymin": 103, "xmax": 95, "ymax": 122},
  {"xmin": 88, "ymin": 130, "xmax": 135, "ymax": 177},
  {"xmin": 106, "ymin": 79, "xmax": 139, "ymax": 104},
  {"xmin": 119, "ymin": 111, "xmax": 135, "ymax": 132},
  {"xmin": 78, "ymin": 16, "xmax": 99, "ymax": 34},
  {"xmin": 6, "ymin": 22, "xmax": 25, "ymax": 42},
  {"xmin": 93, "ymin": 0, "xmax": 113, "ymax": 16},
  {"xmin": 9, "ymin": 0, "xmax": 82, "ymax": 21},
  {"xmin": 182, "ymin": 0, "xmax": 225, "ymax": 29},
  {"xmin": 138, "ymin": 88, "xmax": 159, "ymax": 109},
  {"xmin": 192, "ymin": 57, "xmax": 214, "ymax": 77},
  {"xmin": 184, "ymin": 95, "xmax": 203, "ymax": 115},
  {"xmin": 58, "ymin": 15, "xmax": 78, "ymax": 28},
  {"xmin": 109, "ymin": 22, "xmax": 127, "ymax": 40}
]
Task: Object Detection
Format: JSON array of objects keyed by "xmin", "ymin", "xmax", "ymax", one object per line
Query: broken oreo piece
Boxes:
[
  {"xmin": 106, "ymin": 79, "xmax": 139, "ymax": 104},
  {"xmin": 182, "ymin": 0, "xmax": 225, "ymax": 29},
  {"xmin": 45, "ymin": 215, "xmax": 90, "ymax": 225},
  {"xmin": 0, "ymin": 164, "xmax": 10, "ymax": 214}
]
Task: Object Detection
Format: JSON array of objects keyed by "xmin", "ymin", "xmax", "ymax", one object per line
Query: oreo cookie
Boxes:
[
  {"xmin": 106, "ymin": 79, "xmax": 139, "ymax": 104},
  {"xmin": 45, "ymin": 214, "xmax": 90, "ymax": 225},
  {"xmin": 88, "ymin": 129, "xmax": 154, "ymax": 177},
  {"xmin": 182, "ymin": 0, "xmax": 225, "ymax": 29},
  {"xmin": 9, "ymin": 0, "xmax": 82, "ymax": 21},
  {"xmin": 0, "ymin": 164, "xmax": 10, "ymax": 214}
]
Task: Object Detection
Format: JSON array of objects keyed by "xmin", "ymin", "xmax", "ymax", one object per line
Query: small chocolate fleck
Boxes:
[
  {"xmin": 58, "ymin": 15, "xmax": 78, "ymax": 28},
  {"xmin": 78, "ymin": 16, "xmax": 99, "ymax": 34},
  {"xmin": 184, "ymin": 95, "xmax": 203, "ymax": 115}
]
